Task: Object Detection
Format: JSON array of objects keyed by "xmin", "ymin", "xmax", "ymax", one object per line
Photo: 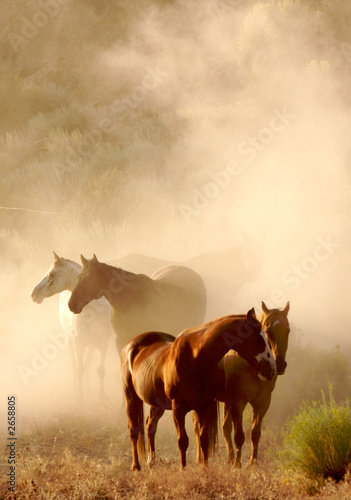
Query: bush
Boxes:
[
  {"xmin": 268, "ymin": 339, "xmax": 351, "ymax": 428},
  {"xmin": 280, "ymin": 386, "xmax": 351, "ymax": 484}
]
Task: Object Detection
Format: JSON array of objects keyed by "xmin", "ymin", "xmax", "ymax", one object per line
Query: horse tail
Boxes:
[
  {"xmin": 208, "ymin": 400, "xmax": 219, "ymax": 456},
  {"xmin": 193, "ymin": 400, "xmax": 219, "ymax": 462},
  {"xmin": 137, "ymin": 398, "xmax": 146, "ymax": 458}
]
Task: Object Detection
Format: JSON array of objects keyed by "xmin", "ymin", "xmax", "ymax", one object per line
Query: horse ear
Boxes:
[
  {"xmin": 247, "ymin": 308, "xmax": 256, "ymax": 322},
  {"xmin": 261, "ymin": 301, "xmax": 269, "ymax": 314},
  {"xmin": 92, "ymin": 254, "xmax": 99, "ymax": 262},
  {"xmin": 282, "ymin": 301, "xmax": 290, "ymax": 315},
  {"xmin": 81, "ymin": 254, "xmax": 89, "ymax": 266},
  {"xmin": 53, "ymin": 252, "xmax": 62, "ymax": 264}
]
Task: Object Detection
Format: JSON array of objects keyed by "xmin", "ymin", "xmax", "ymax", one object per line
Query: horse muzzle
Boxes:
[
  {"xmin": 68, "ymin": 298, "xmax": 82, "ymax": 314},
  {"xmin": 31, "ymin": 290, "xmax": 43, "ymax": 304},
  {"xmin": 257, "ymin": 358, "xmax": 277, "ymax": 381},
  {"xmin": 276, "ymin": 356, "xmax": 287, "ymax": 375}
]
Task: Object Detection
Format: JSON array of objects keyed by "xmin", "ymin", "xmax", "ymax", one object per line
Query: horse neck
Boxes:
[
  {"xmin": 63, "ymin": 260, "xmax": 82, "ymax": 291},
  {"xmin": 195, "ymin": 317, "xmax": 246, "ymax": 372},
  {"xmin": 97, "ymin": 263, "xmax": 140, "ymax": 309}
]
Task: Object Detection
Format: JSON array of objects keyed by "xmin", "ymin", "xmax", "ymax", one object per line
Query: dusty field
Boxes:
[{"xmin": 1, "ymin": 399, "xmax": 351, "ymax": 500}]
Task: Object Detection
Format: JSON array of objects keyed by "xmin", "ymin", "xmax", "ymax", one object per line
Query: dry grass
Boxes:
[{"xmin": 1, "ymin": 400, "xmax": 351, "ymax": 500}]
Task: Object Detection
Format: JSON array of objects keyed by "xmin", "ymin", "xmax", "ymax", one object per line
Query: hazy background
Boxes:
[{"xmin": 1, "ymin": 0, "xmax": 351, "ymax": 416}]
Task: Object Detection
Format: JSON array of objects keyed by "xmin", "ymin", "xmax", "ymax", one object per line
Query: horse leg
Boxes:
[
  {"xmin": 192, "ymin": 411, "xmax": 203, "ymax": 464},
  {"xmin": 146, "ymin": 406, "xmax": 164, "ymax": 468},
  {"xmin": 250, "ymin": 397, "xmax": 270, "ymax": 465},
  {"xmin": 194, "ymin": 400, "xmax": 217, "ymax": 466},
  {"xmin": 231, "ymin": 402, "xmax": 246, "ymax": 468},
  {"xmin": 72, "ymin": 340, "xmax": 85, "ymax": 398},
  {"xmin": 125, "ymin": 388, "xmax": 145, "ymax": 471},
  {"xmin": 193, "ymin": 410, "xmax": 208, "ymax": 465},
  {"xmin": 73, "ymin": 335, "xmax": 88, "ymax": 397},
  {"xmin": 97, "ymin": 345, "xmax": 107, "ymax": 399},
  {"xmin": 172, "ymin": 401, "xmax": 189, "ymax": 469},
  {"xmin": 222, "ymin": 403, "xmax": 235, "ymax": 464},
  {"xmin": 68, "ymin": 340, "xmax": 78, "ymax": 395},
  {"xmin": 83, "ymin": 346, "xmax": 94, "ymax": 394}
]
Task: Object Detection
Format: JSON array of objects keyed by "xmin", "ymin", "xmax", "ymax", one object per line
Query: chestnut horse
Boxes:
[
  {"xmin": 68, "ymin": 255, "xmax": 207, "ymax": 351},
  {"xmin": 121, "ymin": 309, "xmax": 277, "ymax": 470},
  {"xmin": 194, "ymin": 301, "xmax": 290, "ymax": 466}
]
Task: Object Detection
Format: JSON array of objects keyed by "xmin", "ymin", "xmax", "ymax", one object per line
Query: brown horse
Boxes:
[
  {"xmin": 68, "ymin": 255, "xmax": 207, "ymax": 354},
  {"xmin": 120, "ymin": 309, "xmax": 277, "ymax": 470},
  {"xmin": 109, "ymin": 239, "xmax": 262, "ymax": 319},
  {"xmin": 196, "ymin": 301, "xmax": 290, "ymax": 467}
]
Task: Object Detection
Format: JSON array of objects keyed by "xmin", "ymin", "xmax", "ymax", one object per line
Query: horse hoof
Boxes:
[{"xmin": 132, "ymin": 464, "xmax": 141, "ymax": 471}]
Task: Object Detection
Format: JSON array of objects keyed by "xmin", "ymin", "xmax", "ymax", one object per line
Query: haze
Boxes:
[{"xmin": 1, "ymin": 0, "xmax": 351, "ymax": 414}]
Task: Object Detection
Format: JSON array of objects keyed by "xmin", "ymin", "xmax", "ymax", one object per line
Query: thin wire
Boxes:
[{"xmin": 0, "ymin": 206, "xmax": 64, "ymax": 215}]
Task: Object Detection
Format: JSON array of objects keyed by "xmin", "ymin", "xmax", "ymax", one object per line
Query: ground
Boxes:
[{"xmin": 1, "ymin": 398, "xmax": 351, "ymax": 500}]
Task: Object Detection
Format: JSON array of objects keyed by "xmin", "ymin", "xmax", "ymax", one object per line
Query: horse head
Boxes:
[
  {"xmin": 68, "ymin": 254, "xmax": 103, "ymax": 314},
  {"xmin": 235, "ymin": 309, "xmax": 277, "ymax": 381},
  {"xmin": 31, "ymin": 252, "xmax": 78, "ymax": 303},
  {"xmin": 260, "ymin": 301, "xmax": 290, "ymax": 375}
]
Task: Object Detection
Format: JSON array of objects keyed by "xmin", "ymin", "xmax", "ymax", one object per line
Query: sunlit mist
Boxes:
[{"xmin": 1, "ymin": 0, "xmax": 351, "ymax": 431}]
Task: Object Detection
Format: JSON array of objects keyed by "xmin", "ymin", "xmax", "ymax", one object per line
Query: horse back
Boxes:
[
  {"xmin": 151, "ymin": 264, "xmax": 203, "ymax": 284},
  {"xmin": 123, "ymin": 331, "xmax": 175, "ymax": 366},
  {"xmin": 152, "ymin": 265, "xmax": 206, "ymax": 299},
  {"xmin": 121, "ymin": 331, "xmax": 175, "ymax": 407}
]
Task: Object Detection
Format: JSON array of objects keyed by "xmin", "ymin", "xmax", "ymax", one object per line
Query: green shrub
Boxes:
[
  {"xmin": 280, "ymin": 387, "xmax": 351, "ymax": 484},
  {"xmin": 269, "ymin": 340, "xmax": 351, "ymax": 428}
]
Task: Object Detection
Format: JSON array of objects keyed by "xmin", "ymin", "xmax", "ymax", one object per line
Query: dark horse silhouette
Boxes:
[
  {"xmin": 110, "ymin": 237, "xmax": 262, "ymax": 319},
  {"xmin": 68, "ymin": 255, "xmax": 207, "ymax": 354},
  {"xmin": 120, "ymin": 310, "xmax": 277, "ymax": 470},
  {"xmin": 194, "ymin": 301, "xmax": 290, "ymax": 466}
]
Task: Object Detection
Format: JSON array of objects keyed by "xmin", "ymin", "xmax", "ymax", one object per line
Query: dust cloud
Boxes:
[{"xmin": 1, "ymin": 0, "xmax": 351, "ymax": 418}]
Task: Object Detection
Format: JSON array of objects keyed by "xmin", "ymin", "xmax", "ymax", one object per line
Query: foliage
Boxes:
[
  {"xmin": 268, "ymin": 339, "xmax": 351, "ymax": 427},
  {"xmin": 280, "ymin": 386, "xmax": 351, "ymax": 485},
  {"xmin": 1, "ymin": 0, "xmax": 351, "ymax": 254}
]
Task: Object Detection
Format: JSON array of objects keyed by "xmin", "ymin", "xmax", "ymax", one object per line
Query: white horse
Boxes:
[{"xmin": 31, "ymin": 252, "xmax": 114, "ymax": 398}]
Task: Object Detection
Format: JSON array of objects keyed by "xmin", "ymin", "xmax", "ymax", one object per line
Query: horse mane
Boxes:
[
  {"xmin": 94, "ymin": 261, "xmax": 151, "ymax": 302},
  {"xmin": 98, "ymin": 261, "xmax": 151, "ymax": 287},
  {"xmin": 97, "ymin": 261, "xmax": 185, "ymax": 312},
  {"xmin": 98, "ymin": 261, "xmax": 137, "ymax": 279},
  {"xmin": 178, "ymin": 313, "xmax": 247, "ymax": 338}
]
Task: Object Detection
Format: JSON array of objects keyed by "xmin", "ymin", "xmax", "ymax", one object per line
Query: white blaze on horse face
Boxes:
[
  {"xmin": 255, "ymin": 329, "xmax": 277, "ymax": 380},
  {"xmin": 272, "ymin": 320, "xmax": 280, "ymax": 328}
]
